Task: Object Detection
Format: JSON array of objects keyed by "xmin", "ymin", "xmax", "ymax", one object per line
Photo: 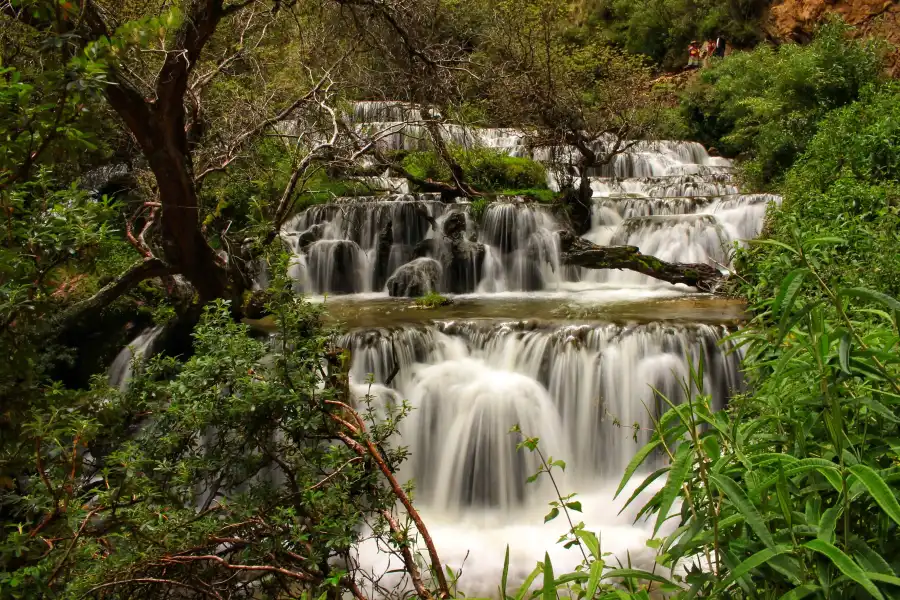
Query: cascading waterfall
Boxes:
[
  {"xmin": 280, "ymin": 114, "xmax": 779, "ymax": 296},
  {"xmin": 108, "ymin": 103, "xmax": 782, "ymax": 595},
  {"xmin": 344, "ymin": 320, "xmax": 741, "ymax": 508},
  {"xmin": 477, "ymin": 203, "xmax": 564, "ymax": 292},
  {"xmin": 348, "ymin": 320, "xmax": 743, "ymax": 595}
]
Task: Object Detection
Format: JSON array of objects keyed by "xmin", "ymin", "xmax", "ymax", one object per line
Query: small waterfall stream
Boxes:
[{"xmin": 111, "ymin": 103, "xmax": 780, "ymax": 595}]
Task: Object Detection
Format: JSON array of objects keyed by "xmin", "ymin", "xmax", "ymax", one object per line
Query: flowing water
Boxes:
[{"xmin": 113, "ymin": 104, "xmax": 781, "ymax": 595}]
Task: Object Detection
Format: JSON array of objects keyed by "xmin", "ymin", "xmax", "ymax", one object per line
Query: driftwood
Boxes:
[{"xmin": 558, "ymin": 231, "xmax": 725, "ymax": 292}]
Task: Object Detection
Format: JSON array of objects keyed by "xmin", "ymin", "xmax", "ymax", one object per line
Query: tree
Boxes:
[
  {"xmin": 1, "ymin": 0, "xmax": 441, "ymax": 323},
  {"xmin": 479, "ymin": 0, "xmax": 663, "ymax": 233}
]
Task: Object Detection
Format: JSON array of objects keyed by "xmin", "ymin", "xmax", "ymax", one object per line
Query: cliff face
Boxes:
[{"xmin": 766, "ymin": 0, "xmax": 900, "ymax": 75}]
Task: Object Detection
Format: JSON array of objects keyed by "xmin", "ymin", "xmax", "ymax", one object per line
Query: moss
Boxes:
[
  {"xmin": 499, "ymin": 188, "xmax": 557, "ymax": 203},
  {"xmin": 414, "ymin": 291, "xmax": 453, "ymax": 309},
  {"xmin": 402, "ymin": 147, "xmax": 548, "ymax": 193}
]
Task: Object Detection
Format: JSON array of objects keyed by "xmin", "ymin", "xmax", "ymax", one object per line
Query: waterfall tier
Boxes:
[{"xmin": 343, "ymin": 320, "xmax": 742, "ymax": 512}]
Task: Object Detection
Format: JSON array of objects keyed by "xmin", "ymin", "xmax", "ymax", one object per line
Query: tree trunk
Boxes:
[{"xmin": 558, "ymin": 231, "xmax": 725, "ymax": 292}]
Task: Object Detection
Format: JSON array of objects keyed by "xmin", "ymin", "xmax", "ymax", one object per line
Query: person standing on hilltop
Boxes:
[
  {"xmin": 687, "ymin": 41, "xmax": 701, "ymax": 68},
  {"xmin": 715, "ymin": 34, "xmax": 727, "ymax": 58},
  {"xmin": 705, "ymin": 39, "xmax": 717, "ymax": 66}
]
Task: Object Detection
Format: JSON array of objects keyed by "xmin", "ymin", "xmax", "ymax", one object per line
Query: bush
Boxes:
[
  {"xmin": 680, "ymin": 19, "xmax": 886, "ymax": 187},
  {"xmin": 737, "ymin": 84, "xmax": 900, "ymax": 304},
  {"xmin": 402, "ymin": 146, "xmax": 548, "ymax": 192},
  {"xmin": 613, "ymin": 74, "xmax": 900, "ymax": 600},
  {"xmin": 579, "ymin": 0, "xmax": 769, "ymax": 69}
]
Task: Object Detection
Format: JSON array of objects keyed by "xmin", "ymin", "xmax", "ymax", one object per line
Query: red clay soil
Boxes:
[{"xmin": 765, "ymin": 0, "xmax": 900, "ymax": 76}]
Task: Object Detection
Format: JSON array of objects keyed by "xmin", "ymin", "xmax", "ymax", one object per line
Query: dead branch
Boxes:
[
  {"xmin": 558, "ymin": 231, "xmax": 726, "ymax": 292},
  {"xmin": 326, "ymin": 398, "xmax": 450, "ymax": 599}
]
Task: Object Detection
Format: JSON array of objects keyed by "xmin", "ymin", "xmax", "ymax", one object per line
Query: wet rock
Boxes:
[
  {"xmin": 442, "ymin": 210, "xmax": 468, "ymax": 239},
  {"xmin": 296, "ymin": 223, "xmax": 326, "ymax": 250},
  {"xmin": 373, "ymin": 220, "xmax": 395, "ymax": 291},
  {"xmin": 387, "ymin": 258, "xmax": 442, "ymax": 297},
  {"xmin": 444, "ymin": 239, "xmax": 486, "ymax": 294}
]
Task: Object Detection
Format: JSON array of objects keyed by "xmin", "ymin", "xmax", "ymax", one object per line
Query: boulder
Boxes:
[
  {"xmin": 296, "ymin": 223, "xmax": 326, "ymax": 250},
  {"xmin": 386, "ymin": 258, "xmax": 443, "ymax": 297}
]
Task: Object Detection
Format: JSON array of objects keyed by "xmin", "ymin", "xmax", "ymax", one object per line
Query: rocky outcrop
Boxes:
[
  {"xmin": 386, "ymin": 258, "xmax": 442, "ymax": 297},
  {"xmin": 373, "ymin": 220, "xmax": 395, "ymax": 291},
  {"xmin": 440, "ymin": 211, "xmax": 486, "ymax": 293},
  {"xmin": 765, "ymin": 0, "xmax": 900, "ymax": 75}
]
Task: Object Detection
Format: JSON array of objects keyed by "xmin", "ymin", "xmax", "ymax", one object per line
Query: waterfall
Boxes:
[
  {"xmin": 347, "ymin": 320, "xmax": 742, "ymax": 596},
  {"xmin": 280, "ymin": 120, "xmax": 779, "ymax": 297},
  {"xmin": 108, "ymin": 326, "xmax": 164, "ymax": 391},
  {"xmin": 343, "ymin": 320, "xmax": 741, "ymax": 509},
  {"xmin": 103, "ymin": 106, "xmax": 781, "ymax": 595}
]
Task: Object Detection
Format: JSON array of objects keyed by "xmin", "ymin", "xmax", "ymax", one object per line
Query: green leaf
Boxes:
[
  {"xmin": 841, "ymin": 288, "xmax": 900, "ymax": 313},
  {"xmin": 839, "ymin": 333, "xmax": 852, "ymax": 375},
  {"xmin": 773, "ymin": 268, "xmax": 809, "ymax": 317},
  {"xmin": 542, "ymin": 553, "xmax": 555, "ymax": 600},
  {"xmin": 867, "ymin": 573, "xmax": 900, "ymax": 587},
  {"xmin": 818, "ymin": 505, "xmax": 841, "ymax": 544},
  {"xmin": 544, "ymin": 507, "xmax": 560, "ymax": 523},
  {"xmin": 713, "ymin": 545, "xmax": 792, "ymax": 593},
  {"xmin": 619, "ymin": 467, "xmax": 667, "ymax": 514},
  {"xmin": 515, "ymin": 563, "xmax": 542, "ymax": 600},
  {"xmin": 777, "ymin": 584, "xmax": 820, "ymax": 600},
  {"xmin": 848, "ymin": 464, "xmax": 900, "ymax": 527},
  {"xmin": 654, "ymin": 443, "xmax": 693, "ymax": 535},
  {"xmin": 804, "ymin": 539, "xmax": 885, "ymax": 600},
  {"xmin": 859, "ymin": 396, "xmax": 900, "ymax": 424},
  {"xmin": 565, "ymin": 501, "xmax": 582, "ymax": 513},
  {"xmin": 585, "ymin": 559, "xmax": 604, "ymax": 600},
  {"xmin": 574, "ymin": 530, "xmax": 600, "ymax": 559},
  {"xmin": 750, "ymin": 238, "xmax": 801, "ymax": 256},
  {"xmin": 500, "ymin": 545, "xmax": 510, "ymax": 599},
  {"xmin": 601, "ymin": 568, "xmax": 673, "ymax": 586},
  {"xmin": 615, "ymin": 438, "xmax": 661, "ymax": 498},
  {"xmin": 710, "ymin": 473, "xmax": 775, "ymax": 548}
]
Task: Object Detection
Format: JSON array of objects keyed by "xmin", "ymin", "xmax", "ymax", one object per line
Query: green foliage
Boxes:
[
  {"xmin": 402, "ymin": 147, "xmax": 548, "ymax": 192},
  {"xmin": 737, "ymin": 84, "xmax": 900, "ymax": 304},
  {"xmin": 414, "ymin": 291, "xmax": 452, "ymax": 309},
  {"xmin": 468, "ymin": 197, "xmax": 490, "ymax": 221},
  {"xmin": 620, "ymin": 239, "xmax": 900, "ymax": 597},
  {"xmin": 505, "ymin": 427, "xmax": 682, "ymax": 599},
  {"xmin": 578, "ymin": 0, "xmax": 769, "ymax": 68},
  {"xmin": 680, "ymin": 20, "xmax": 886, "ymax": 187},
  {"xmin": 1, "ymin": 255, "xmax": 419, "ymax": 597},
  {"xmin": 294, "ymin": 172, "xmax": 371, "ymax": 210},
  {"xmin": 499, "ymin": 188, "xmax": 557, "ymax": 203},
  {"xmin": 615, "ymin": 82, "xmax": 900, "ymax": 597}
]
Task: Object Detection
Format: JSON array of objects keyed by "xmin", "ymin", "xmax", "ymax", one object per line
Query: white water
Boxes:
[
  {"xmin": 346, "ymin": 321, "xmax": 741, "ymax": 596},
  {"xmin": 108, "ymin": 326, "xmax": 164, "ymax": 391},
  {"xmin": 110, "ymin": 103, "xmax": 779, "ymax": 595}
]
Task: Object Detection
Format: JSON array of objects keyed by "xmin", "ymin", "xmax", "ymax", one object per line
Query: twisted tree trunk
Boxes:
[{"xmin": 558, "ymin": 231, "xmax": 726, "ymax": 292}]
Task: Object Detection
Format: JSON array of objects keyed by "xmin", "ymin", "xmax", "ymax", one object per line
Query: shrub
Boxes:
[
  {"xmin": 581, "ymin": 0, "xmax": 769, "ymax": 69},
  {"xmin": 622, "ymin": 239, "xmax": 900, "ymax": 598},
  {"xmin": 680, "ymin": 19, "xmax": 886, "ymax": 187},
  {"xmin": 737, "ymin": 84, "xmax": 900, "ymax": 303},
  {"xmin": 402, "ymin": 146, "xmax": 548, "ymax": 192}
]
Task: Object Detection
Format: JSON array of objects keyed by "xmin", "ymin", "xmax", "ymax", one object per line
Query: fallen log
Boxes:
[{"xmin": 558, "ymin": 231, "xmax": 725, "ymax": 292}]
